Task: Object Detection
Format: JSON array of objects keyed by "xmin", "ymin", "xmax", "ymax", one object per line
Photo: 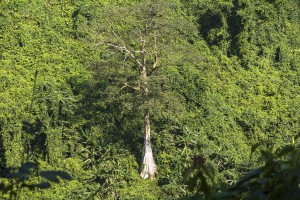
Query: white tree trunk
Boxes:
[
  {"xmin": 140, "ymin": 112, "xmax": 157, "ymax": 179},
  {"xmin": 139, "ymin": 40, "xmax": 157, "ymax": 179}
]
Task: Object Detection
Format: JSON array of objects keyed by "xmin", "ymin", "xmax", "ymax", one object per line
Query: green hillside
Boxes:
[{"xmin": 0, "ymin": 0, "xmax": 299, "ymax": 199}]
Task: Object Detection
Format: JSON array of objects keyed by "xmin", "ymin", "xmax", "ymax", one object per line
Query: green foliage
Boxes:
[
  {"xmin": 183, "ymin": 138, "xmax": 300, "ymax": 199},
  {"xmin": 216, "ymin": 143, "xmax": 300, "ymax": 200},
  {"xmin": 0, "ymin": 161, "xmax": 72, "ymax": 200},
  {"xmin": 0, "ymin": 0, "xmax": 299, "ymax": 199}
]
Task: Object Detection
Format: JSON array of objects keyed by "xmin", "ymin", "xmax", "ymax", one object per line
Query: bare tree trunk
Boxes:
[
  {"xmin": 140, "ymin": 41, "xmax": 157, "ymax": 179},
  {"xmin": 140, "ymin": 111, "xmax": 157, "ymax": 179}
]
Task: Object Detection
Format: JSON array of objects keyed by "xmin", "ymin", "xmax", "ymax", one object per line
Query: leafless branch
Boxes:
[
  {"xmin": 120, "ymin": 82, "xmax": 141, "ymax": 91},
  {"xmin": 139, "ymin": 29, "xmax": 143, "ymax": 43},
  {"xmin": 145, "ymin": 17, "xmax": 156, "ymax": 31},
  {"xmin": 106, "ymin": 43, "xmax": 143, "ymax": 68},
  {"xmin": 152, "ymin": 53, "xmax": 159, "ymax": 69},
  {"xmin": 151, "ymin": 35, "xmax": 159, "ymax": 71},
  {"xmin": 149, "ymin": 65, "xmax": 162, "ymax": 75},
  {"xmin": 141, "ymin": 39, "xmax": 146, "ymax": 67},
  {"xmin": 112, "ymin": 29, "xmax": 120, "ymax": 41},
  {"xmin": 122, "ymin": 54, "xmax": 128, "ymax": 70}
]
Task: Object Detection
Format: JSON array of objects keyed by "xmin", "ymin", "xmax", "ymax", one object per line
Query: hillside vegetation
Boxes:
[{"xmin": 0, "ymin": 0, "xmax": 299, "ymax": 199}]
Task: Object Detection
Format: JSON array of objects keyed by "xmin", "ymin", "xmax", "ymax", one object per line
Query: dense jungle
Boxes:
[{"xmin": 0, "ymin": 0, "xmax": 300, "ymax": 199}]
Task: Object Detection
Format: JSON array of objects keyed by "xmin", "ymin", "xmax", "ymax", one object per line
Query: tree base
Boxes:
[{"xmin": 140, "ymin": 151, "xmax": 157, "ymax": 180}]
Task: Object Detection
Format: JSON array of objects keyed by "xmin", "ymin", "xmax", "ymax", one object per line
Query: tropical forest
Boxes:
[{"xmin": 0, "ymin": 0, "xmax": 300, "ymax": 199}]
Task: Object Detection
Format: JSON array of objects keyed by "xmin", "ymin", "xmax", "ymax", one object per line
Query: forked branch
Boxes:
[
  {"xmin": 120, "ymin": 82, "xmax": 141, "ymax": 91},
  {"xmin": 106, "ymin": 43, "xmax": 143, "ymax": 68}
]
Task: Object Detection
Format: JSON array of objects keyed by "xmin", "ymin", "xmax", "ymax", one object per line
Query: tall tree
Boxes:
[{"xmin": 95, "ymin": 0, "xmax": 198, "ymax": 179}]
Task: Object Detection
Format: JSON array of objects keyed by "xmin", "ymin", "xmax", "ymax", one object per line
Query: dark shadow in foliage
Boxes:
[
  {"xmin": 183, "ymin": 155, "xmax": 215, "ymax": 200},
  {"xmin": 68, "ymin": 75, "xmax": 144, "ymax": 165},
  {"xmin": 0, "ymin": 162, "xmax": 72, "ymax": 198},
  {"xmin": 40, "ymin": 170, "xmax": 72, "ymax": 183},
  {"xmin": 198, "ymin": 10, "xmax": 223, "ymax": 46},
  {"xmin": 198, "ymin": 0, "xmax": 245, "ymax": 57},
  {"xmin": 274, "ymin": 46, "xmax": 281, "ymax": 62},
  {"xmin": 71, "ymin": 4, "xmax": 95, "ymax": 39},
  {"xmin": 0, "ymin": 131, "xmax": 6, "ymax": 171},
  {"xmin": 22, "ymin": 119, "xmax": 47, "ymax": 159},
  {"xmin": 227, "ymin": 0, "xmax": 244, "ymax": 57},
  {"xmin": 235, "ymin": 118, "xmax": 253, "ymax": 133},
  {"xmin": 265, "ymin": 0, "xmax": 276, "ymax": 5}
]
